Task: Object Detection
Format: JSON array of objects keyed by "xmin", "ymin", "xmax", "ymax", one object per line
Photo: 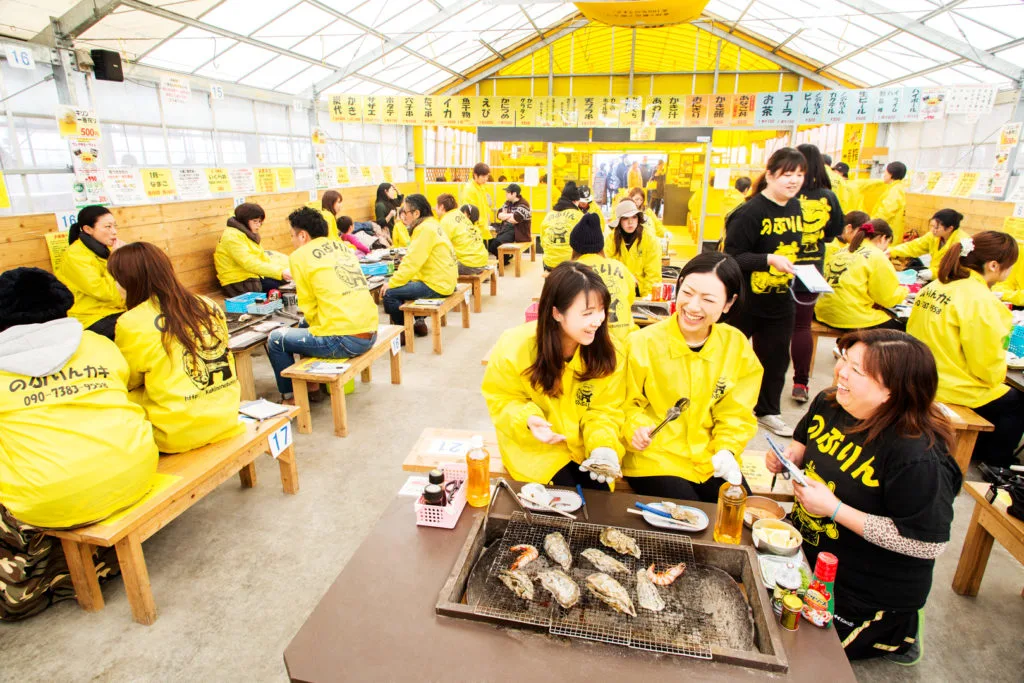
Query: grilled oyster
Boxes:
[
  {"xmin": 498, "ymin": 570, "xmax": 534, "ymax": 601},
  {"xmin": 600, "ymin": 527, "xmax": 641, "ymax": 559},
  {"xmin": 585, "ymin": 572, "xmax": 637, "ymax": 617},
  {"xmin": 581, "ymin": 548, "xmax": 629, "ymax": 575},
  {"xmin": 544, "ymin": 531, "xmax": 572, "ymax": 571},
  {"xmin": 537, "ymin": 569, "xmax": 580, "ymax": 609},
  {"xmin": 635, "ymin": 568, "xmax": 665, "ymax": 612}
]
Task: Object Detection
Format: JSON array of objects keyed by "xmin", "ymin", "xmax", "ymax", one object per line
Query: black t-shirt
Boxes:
[
  {"xmin": 793, "ymin": 188, "xmax": 844, "ymax": 293},
  {"xmin": 791, "ymin": 391, "xmax": 962, "ymax": 612},
  {"xmin": 723, "ymin": 193, "xmax": 804, "ymax": 316}
]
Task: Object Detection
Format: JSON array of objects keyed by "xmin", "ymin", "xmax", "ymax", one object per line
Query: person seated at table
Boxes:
[
  {"xmin": 482, "ymin": 261, "xmax": 625, "ymax": 488},
  {"xmin": 55, "ymin": 205, "xmax": 127, "ymax": 341},
  {"xmin": 888, "ymin": 209, "xmax": 963, "ymax": 276},
  {"xmin": 768, "ymin": 329, "xmax": 960, "ymax": 664},
  {"xmin": 626, "ymin": 186, "xmax": 667, "ymax": 238},
  {"xmin": 214, "ymin": 202, "xmax": 291, "ymax": 297},
  {"xmin": 623, "ymin": 252, "xmax": 762, "ymax": 502},
  {"xmin": 569, "ymin": 212, "xmax": 635, "ymax": 346},
  {"xmin": 489, "ymin": 183, "xmax": 534, "ymax": 261},
  {"xmin": 267, "ymin": 208, "xmax": 379, "ymax": 402},
  {"xmin": 576, "ymin": 185, "xmax": 606, "ymax": 231},
  {"xmin": 0, "ymin": 267, "xmax": 158, "ymax": 620},
  {"xmin": 824, "ymin": 210, "xmax": 870, "ymax": 265},
  {"xmin": 907, "ymin": 231, "xmax": 1023, "ymax": 467},
  {"xmin": 436, "ymin": 193, "xmax": 489, "ymax": 276},
  {"xmin": 540, "ymin": 182, "xmax": 584, "ymax": 272},
  {"xmin": 815, "ymin": 219, "xmax": 908, "ymax": 332},
  {"xmin": 605, "ymin": 199, "xmax": 662, "ymax": 298},
  {"xmin": 374, "ymin": 183, "xmax": 403, "ymax": 236},
  {"xmin": 108, "ymin": 242, "xmax": 244, "ymax": 453},
  {"xmin": 337, "ymin": 216, "xmax": 389, "ymax": 255},
  {"xmin": 381, "ymin": 195, "xmax": 457, "ymax": 339}
]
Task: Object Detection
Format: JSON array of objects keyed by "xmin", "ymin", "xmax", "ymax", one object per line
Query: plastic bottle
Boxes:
[
  {"xmin": 713, "ymin": 471, "xmax": 747, "ymax": 544},
  {"xmin": 802, "ymin": 552, "xmax": 838, "ymax": 628},
  {"xmin": 465, "ymin": 435, "xmax": 491, "ymax": 508}
]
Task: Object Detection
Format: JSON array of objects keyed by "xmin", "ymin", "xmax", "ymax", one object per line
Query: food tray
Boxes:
[{"xmin": 415, "ymin": 462, "xmax": 467, "ymax": 529}]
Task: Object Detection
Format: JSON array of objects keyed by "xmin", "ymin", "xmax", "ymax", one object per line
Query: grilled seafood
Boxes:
[
  {"xmin": 544, "ymin": 531, "xmax": 572, "ymax": 571},
  {"xmin": 661, "ymin": 501, "xmax": 701, "ymax": 525},
  {"xmin": 635, "ymin": 568, "xmax": 665, "ymax": 612},
  {"xmin": 537, "ymin": 569, "xmax": 580, "ymax": 609},
  {"xmin": 600, "ymin": 527, "xmax": 641, "ymax": 558},
  {"xmin": 647, "ymin": 562, "xmax": 687, "ymax": 586},
  {"xmin": 581, "ymin": 548, "xmax": 629, "ymax": 575},
  {"xmin": 509, "ymin": 544, "xmax": 538, "ymax": 571},
  {"xmin": 585, "ymin": 572, "xmax": 636, "ymax": 617},
  {"xmin": 498, "ymin": 570, "xmax": 534, "ymax": 601}
]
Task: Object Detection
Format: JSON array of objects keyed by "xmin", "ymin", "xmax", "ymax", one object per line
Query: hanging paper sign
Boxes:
[
  {"xmin": 72, "ymin": 169, "xmax": 108, "ymax": 208},
  {"xmin": 205, "ymin": 168, "xmax": 232, "ymax": 194},
  {"xmin": 362, "ymin": 96, "xmax": 382, "ymax": 123},
  {"xmin": 253, "ymin": 167, "xmax": 277, "ymax": 194},
  {"xmin": 382, "ymin": 167, "xmax": 394, "ymax": 182},
  {"xmin": 400, "ymin": 96, "xmax": 418, "ymax": 125},
  {"xmin": 381, "ymin": 96, "xmax": 400, "ymax": 125},
  {"xmin": 949, "ymin": 172, "xmax": 979, "ymax": 198},
  {"xmin": 619, "ymin": 96, "xmax": 643, "ymax": 126},
  {"xmin": 421, "ymin": 96, "xmax": 438, "ymax": 126},
  {"xmin": 920, "ymin": 88, "xmax": 946, "ymax": 121},
  {"xmin": 275, "ymin": 167, "xmax": 295, "ymax": 190},
  {"xmin": 531, "ymin": 97, "xmax": 552, "ymax": 127},
  {"xmin": 330, "ymin": 95, "xmax": 361, "ymax": 123},
  {"xmin": 142, "ymin": 168, "xmax": 176, "ymax": 199},
  {"xmin": 629, "ymin": 125, "xmax": 656, "ymax": 141},
  {"xmin": 776, "ymin": 92, "xmax": 797, "ymax": 126},
  {"xmin": 684, "ymin": 94, "xmax": 709, "ymax": 126},
  {"xmin": 999, "ymin": 122, "xmax": 1022, "ymax": 146},
  {"xmin": 370, "ymin": 166, "xmax": 385, "ymax": 183},
  {"xmin": 974, "ymin": 171, "xmax": 997, "ymax": 196},
  {"xmin": 159, "ymin": 75, "xmax": 191, "ymax": 105},
  {"xmin": 515, "ymin": 97, "xmax": 536, "ymax": 126},
  {"xmin": 69, "ymin": 139, "xmax": 101, "ymax": 172},
  {"xmin": 991, "ymin": 172, "xmax": 1009, "ymax": 196},
  {"xmin": 900, "ymin": 86, "xmax": 923, "ymax": 121},
  {"xmin": 556, "ymin": 97, "xmax": 578, "ymax": 127},
  {"xmin": 45, "ymin": 232, "xmax": 70, "ymax": 271},
  {"xmin": 848, "ymin": 89, "xmax": 877, "ymax": 124},
  {"xmin": 335, "ymin": 167, "xmax": 351, "ymax": 185},
  {"xmin": 840, "ymin": 125, "xmax": 863, "ymax": 167},
  {"xmin": 730, "ymin": 94, "xmax": 754, "ymax": 126},
  {"xmin": 358, "ymin": 167, "xmax": 373, "ymax": 184},
  {"xmin": 0, "ymin": 172, "xmax": 9, "ymax": 209},
  {"xmin": 496, "ymin": 96, "xmax": 515, "ymax": 127},
  {"xmin": 923, "ymin": 171, "xmax": 943, "ymax": 193},
  {"xmin": 823, "ymin": 90, "xmax": 850, "ymax": 124},
  {"xmin": 875, "ymin": 87, "xmax": 902, "ymax": 123},
  {"xmin": 595, "ymin": 97, "xmax": 619, "ymax": 126},
  {"xmin": 755, "ymin": 92, "xmax": 780, "ymax": 126},
  {"xmin": 799, "ymin": 91, "xmax": 826, "ymax": 125},
  {"xmin": 174, "ymin": 167, "xmax": 211, "ymax": 200},
  {"xmin": 643, "ymin": 96, "xmax": 664, "ymax": 126},
  {"xmin": 56, "ymin": 106, "xmax": 100, "ymax": 140},
  {"xmin": 228, "ymin": 168, "xmax": 255, "ymax": 194},
  {"xmin": 945, "ymin": 86, "xmax": 996, "ymax": 115},
  {"xmin": 931, "ymin": 172, "xmax": 960, "ymax": 196},
  {"xmin": 709, "ymin": 94, "xmax": 729, "ymax": 127},
  {"xmin": 456, "ymin": 96, "xmax": 474, "ymax": 125},
  {"xmin": 435, "ymin": 96, "xmax": 454, "ymax": 124},
  {"xmin": 575, "ymin": 1, "xmax": 708, "ymax": 27}
]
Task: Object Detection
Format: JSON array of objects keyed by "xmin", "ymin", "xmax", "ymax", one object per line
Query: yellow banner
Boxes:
[
  {"xmin": 383, "ymin": 167, "xmax": 394, "ymax": 182},
  {"xmin": 400, "ymin": 96, "xmax": 419, "ymax": 125},
  {"xmin": 381, "ymin": 96, "xmax": 400, "ymax": 125},
  {"xmin": 630, "ymin": 125, "xmax": 656, "ymax": 141},
  {"xmin": 330, "ymin": 95, "xmax": 362, "ymax": 123},
  {"xmin": 335, "ymin": 167, "xmax": 350, "ymax": 185},
  {"xmin": 253, "ymin": 167, "xmax": 277, "ymax": 194},
  {"xmin": 0, "ymin": 172, "xmax": 9, "ymax": 209},
  {"xmin": 362, "ymin": 95, "xmax": 382, "ymax": 124},
  {"xmin": 709, "ymin": 94, "xmax": 730, "ymax": 127},
  {"xmin": 477, "ymin": 96, "xmax": 498, "ymax": 126},
  {"xmin": 924, "ymin": 171, "xmax": 943, "ymax": 192},
  {"xmin": 596, "ymin": 97, "xmax": 621, "ymax": 126},
  {"xmin": 619, "ymin": 96, "xmax": 643, "ymax": 126},
  {"xmin": 142, "ymin": 168, "xmax": 175, "ymax": 198},
  {"xmin": 579, "ymin": 96, "xmax": 600, "ymax": 128},
  {"xmin": 421, "ymin": 96, "xmax": 439, "ymax": 126},
  {"xmin": 555, "ymin": 96, "xmax": 578, "ymax": 127},
  {"xmin": 495, "ymin": 96, "xmax": 516, "ymax": 126},
  {"xmin": 206, "ymin": 168, "xmax": 231, "ymax": 194},
  {"xmin": 662, "ymin": 95, "xmax": 685, "ymax": 127},
  {"xmin": 841, "ymin": 126, "xmax": 863, "ymax": 166},
  {"xmin": 575, "ymin": 1, "xmax": 709, "ymax": 27},
  {"xmin": 684, "ymin": 95, "xmax": 709, "ymax": 126},
  {"xmin": 515, "ymin": 96, "xmax": 536, "ymax": 126},
  {"xmin": 275, "ymin": 167, "xmax": 295, "ymax": 190}
]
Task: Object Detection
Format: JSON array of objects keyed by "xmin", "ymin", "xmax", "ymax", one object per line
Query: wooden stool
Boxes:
[
  {"xmin": 497, "ymin": 242, "xmax": 534, "ymax": 277},
  {"xmin": 458, "ymin": 265, "xmax": 498, "ymax": 313},
  {"xmin": 809, "ymin": 320, "xmax": 843, "ymax": 376},
  {"xmin": 937, "ymin": 402, "xmax": 995, "ymax": 475},
  {"xmin": 400, "ymin": 283, "xmax": 472, "ymax": 354}
]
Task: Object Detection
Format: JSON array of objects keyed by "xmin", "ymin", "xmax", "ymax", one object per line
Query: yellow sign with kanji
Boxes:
[
  {"xmin": 142, "ymin": 168, "xmax": 175, "ymax": 198},
  {"xmin": 253, "ymin": 167, "xmax": 277, "ymax": 194},
  {"xmin": 330, "ymin": 95, "xmax": 362, "ymax": 123},
  {"xmin": 335, "ymin": 167, "xmax": 350, "ymax": 185},
  {"xmin": 362, "ymin": 96, "xmax": 382, "ymax": 124},
  {"xmin": 400, "ymin": 96, "xmax": 419, "ymax": 125},
  {"xmin": 684, "ymin": 95, "xmax": 709, "ymax": 126},
  {"xmin": 731, "ymin": 94, "xmax": 755, "ymax": 126},
  {"xmin": 662, "ymin": 95, "xmax": 685, "ymax": 127},
  {"xmin": 579, "ymin": 96, "xmax": 600, "ymax": 127},
  {"xmin": 438, "ymin": 96, "xmax": 457, "ymax": 125},
  {"xmin": 275, "ymin": 167, "xmax": 295, "ymax": 190},
  {"xmin": 495, "ymin": 96, "xmax": 515, "ymax": 127},
  {"xmin": 381, "ymin": 96, "xmax": 400, "ymax": 125},
  {"xmin": 515, "ymin": 97, "xmax": 536, "ymax": 126},
  {"xmin": 841, "ymin": 126, "xmax": 863, "ymax": 166},
  {"xmin": 619, "ymin": 97, "xmax": 643, "ymax": 126},
  {"xmin": 950, "ymin": 172, "xmax": 979, "ymax": 198},
  {"xmin": 477, "ymin": 96, "xmax": 498, "ymax": 126},
  {"xmin": 420, "ymin": 96, "xmax": 439, "ymax": 126},
  {"xmin": 709, "ymin": 94, "xmax": 729, "ymax": 127},
  {"xmin": 924, "ymin": 171, "xmax": 943, "ymax": 192},
  {"xmin": 205, "ymin": 168, "xmax": 231, "ymax": 194}
]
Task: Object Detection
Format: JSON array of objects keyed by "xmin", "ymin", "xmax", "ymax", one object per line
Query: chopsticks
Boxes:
[{"xmin": 518, "ymin": 494, "xmax": 577, "ymax": 520}]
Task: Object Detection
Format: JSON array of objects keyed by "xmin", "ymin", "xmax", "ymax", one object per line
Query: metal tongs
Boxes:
[
  {"xmin": 649, "ymin": 397, "xmax": 690, "ymax": 439},
  {"xmin": 482, "ymin": 479, "xmax": 534, "ymax": 541}
]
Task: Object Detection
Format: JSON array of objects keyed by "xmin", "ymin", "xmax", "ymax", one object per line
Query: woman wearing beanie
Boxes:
[
  {"xmin": 569, "ymin": 212, "xmax": 636, "ymax": 345},
  {"xmin": 605, "ymin": 199, "xmax": 662, "ymax": 297},
  {"xmin": 540, "ymin": 181, "xmax": 584, "ymax": 271},
  {"xmin": 55, "ymin": 205, "xmax": 127, "ymax": 340},
  {"xmin": 213, "ymin": 202, "xmax": 291, "ymax": 297}
]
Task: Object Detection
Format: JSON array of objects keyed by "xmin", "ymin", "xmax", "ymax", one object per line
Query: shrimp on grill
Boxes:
[
  {"xmin": 508, "ymin": 544, "xmax": 539, "ymax": 571},
  {"xmin": 646, "ymin": 562, "xmax": 687, "ymax": 586}
]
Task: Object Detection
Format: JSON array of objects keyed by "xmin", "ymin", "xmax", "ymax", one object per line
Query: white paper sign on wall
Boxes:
[
  {"xmin": 54, "ymin": 210, "xmax": 77, "ymax": 232},
  {"xmin": 4, "ymin": 44, "xmax": 35, "ymax": 70}
]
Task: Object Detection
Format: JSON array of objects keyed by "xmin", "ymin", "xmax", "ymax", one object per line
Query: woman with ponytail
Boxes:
[
  {"xmin": 889, "ymin": 208, "xmax": 964, "ymax": 274},
  {"xmin": 815, "ymin": 219, "xmax": 907, "ymax": 331},
  {"xmin": 907, "ymin": 231, "xmax": 1023, "ymax": 466},
  {"xmin": 55, "ymin": 205, "xmax": 126, "ymax": 340}
]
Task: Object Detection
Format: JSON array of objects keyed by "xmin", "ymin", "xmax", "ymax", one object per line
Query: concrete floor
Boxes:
[{"xmin": 2, "ymin": 261, "xmax": 1022, "ymax": 682}]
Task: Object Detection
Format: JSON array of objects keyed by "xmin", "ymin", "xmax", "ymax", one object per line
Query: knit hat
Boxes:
[
  {"xmin": 569, "ymin": 213, "xmax": 604, "ymax": 255},
  {"xmin": 607, "ymin": 199, "xmax": 642, "ymax": 228},
  {"xmin": 558, "ymin": 181, "xmax": 580, "ymax": 203},
  {"xmin": 0, "ymin": 267, "xmax": 75, "ymax": 332},
  {"xmin": 577, "ymin": 185, "xmax": 593, "ymax": 202}
]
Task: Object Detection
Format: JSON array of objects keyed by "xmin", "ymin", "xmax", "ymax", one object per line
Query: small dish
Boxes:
[
  {"xmin": 639, "ymin": 502, "xmax": 709, "ymax": 532},
  {"xmin": 758, "ymin": 554, "xmax": 812, "ymax": 592},
  {"xmin": 744, "ymin": 496, "xmax": 785, "ymax": 528},
  {"xmin": 751, "ymin": 519, "xmax": 802, "ymax": 556},
  {"xmin": 519, "ymin": 488, "xmax": 583, "ymax": 513}
]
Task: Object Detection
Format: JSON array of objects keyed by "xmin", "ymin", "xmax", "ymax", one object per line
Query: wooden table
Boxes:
[
  {"xmin": 952, "ymin": 481, "xmax": 1024, "ymax": 597},
  {"xmin": 228, "ymin": 313, "xmax": 301, "ymax": 401},
  {"xmin": 284, "ymin": 487, "xmax": 854, "ymax": 681},
  {"xmin": 1006, "ymin": 370, "xmax": 1024, "ymax": 394}
]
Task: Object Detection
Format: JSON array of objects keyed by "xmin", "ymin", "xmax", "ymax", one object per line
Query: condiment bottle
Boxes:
[
  {"xmin": 780, "ymin": 594, "xmax": 803, "ymax": 631},
  {"xmin": 465, "ymin": 435, "xmax": 491, "ymax": 508},
  {"xmin": 802, "ymin": 552, "xmax": 838, "ymax": 628},
  {"xmin": 422, "ymin": 484, "xmax": 446, "ymax": 507},
  {"xmin": 772, "ymin": 563, "xmax": 803, "ymax": 616},
  {"xmin": 428, "ymin": 469, "xmax": 445, "ymax": 487},
  {"xmin": 713, "ymin": 470, "xmax": 747, "ymax": 544}
]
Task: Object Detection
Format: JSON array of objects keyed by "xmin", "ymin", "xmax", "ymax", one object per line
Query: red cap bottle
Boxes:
[{"xmin": 814, "ymin": 552, "xmax": 838, "ymax": 582}]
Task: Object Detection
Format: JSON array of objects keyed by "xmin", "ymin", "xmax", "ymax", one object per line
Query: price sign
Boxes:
[
  {"xmin": 390, "ymin": 335, "xmax": 401, "ymax": 356},
  {"xmin": 427, "ymin": 439, "xmax": 469, "ymax": 456},
  {"xmin": 56, "ymin": 106, "xmax": 100, "ymax": 140},
  {"xmin": 55, "ymin": 210, "xmax": 77, "ymax": 232},
  {"xmin": 268, "ymin": 422, "xmax": 292, "ymax": 459},
  {"xmin": 5, "ymin": 44, "xmax": 35, "ymax": 70}
]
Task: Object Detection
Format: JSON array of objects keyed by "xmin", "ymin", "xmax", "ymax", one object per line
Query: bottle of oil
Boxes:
[
  {"xmin": 713, "ymin": 470, "xmax": 747, "ymax": 544},
  {"xmin": 465, "ymin": 435, "xmax": 491, "ymax": 508}
]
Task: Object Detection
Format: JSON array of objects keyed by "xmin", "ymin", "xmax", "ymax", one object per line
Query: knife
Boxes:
[{"xmin": 576, "ymin": 484, "xmax": 589, "ymax": 521}]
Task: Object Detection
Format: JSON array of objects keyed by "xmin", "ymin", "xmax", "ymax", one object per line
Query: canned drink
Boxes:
[{"xmin": 780, "ymin": 594, "xmax": 802, "ymax": 631}]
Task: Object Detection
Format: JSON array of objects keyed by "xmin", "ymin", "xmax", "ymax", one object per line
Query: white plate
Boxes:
[
  {"xmin": 639, "ymin": 502, "xmax": 709, "ymax": 532},
  {"xmin": 520, "ymin": 489, "xmax": 583, "ymax": 513},
  {"xmin": 758, "ymin": 554, "xmax": 812, "ymax": 591}
]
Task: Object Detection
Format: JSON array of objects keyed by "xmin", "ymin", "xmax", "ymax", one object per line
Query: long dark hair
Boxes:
[
  {"xmin": 627, "ymin": 186, "xmax": 646, "ymax": 210},
  {"xmin": 376, "ymin": 183, "xmax": 399, "ymax": 207},
  {"xmin": 322, "ymin": 190, "xmax": 342, "ymax": 214},
  {"xmin": 108, "ymin": 242, "xmax": 225, "ymax": 360},
  {"xmin": 528, "ymin": 261, "xmax": 616, "ymax": 396},
  {"xmin": 848, "ymin": 218, "xmax": 893, "ymax": 253},
  {"xmin": 675, "ymin": 252, "xmax": 744, "ymax": 323},
  {"xmin": 403, "ymin": 194, "xmax": 433, "ymax": 234},
  {"xmin": 69, "ymin": 205, "xmax": 112, "ymax": 244},
  {"xmin": 749, "ymin": 147, "xmax": 807, "ymax": 199},
  {"xmin": 932, "ymin": 208, "xmax": 963, "ymax": 231},
  {"xmin": 832, "ymin": 329, "xmax": 954, "ymax": 453},
  {"xmin": 797, "ymin": 143, "xmax": 831, "ymax": 191},
  {"xmin": 937, "ymin": 230, "xmax": 1018, "ymax": 284}
]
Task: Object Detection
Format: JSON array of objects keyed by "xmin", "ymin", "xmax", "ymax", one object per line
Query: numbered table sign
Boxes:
[
  {"xmin": 5, "ymin": 44, "xmax": 35, "ymax": 70},
  {"xmin": 54, "ymin": 210, "xmax": 77, "ymax": 232},
  {"xmin": 390, "ymin": 335, "xmax": 402, "ymax": 356},
  {"xmin": 268, "ymin": 422, "xmax": 293, "ymax": 459},
  {"xmin": 427, "ymin": 438, "xmax": 469, "ymax": 456}
]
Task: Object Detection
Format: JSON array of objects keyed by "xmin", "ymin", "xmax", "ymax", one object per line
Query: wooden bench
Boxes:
[
  {"xmin": 400, "ymin": 283, "xmax": 472, "ymax": 354},
  {"xmin": 809, "ymin": 319, "xmax": 844, "ymax": 376},
  {"xmin": 497, "ymin": 241, "xmax": 535, "ymax": 277},
  {"xmin": 936, "ymin": 402, "xmax": 996, "ymax": 475},
  {"xmin": 281, "ymin": 325, "xmax": 403, "ymax": 437},
  {"xmin": 458, "ymin": 265, "xmax": 498, "ymax": 313},
  {"xmin": 952, "ymin": 481, "xmax": 1024, "ymax": 598},
  {"xmin": 46, "ymin": 407, "xmax": 300, "ymax": 625}
]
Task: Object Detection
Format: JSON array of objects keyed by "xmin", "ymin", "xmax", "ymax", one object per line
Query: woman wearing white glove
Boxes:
[
  {"xmin": 622, "ymin": 252, "xmax": 763, "ymax": 502},
  {"xmin": 483, "ymin": 261, "xmax": 625, "ymax": 489}
]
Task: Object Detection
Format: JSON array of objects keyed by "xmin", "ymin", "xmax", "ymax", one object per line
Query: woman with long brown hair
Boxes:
[
  {"xmin": 109, "ymin": 242, "xmax": 244, "ymax": 453},
  {"xmin": 768, "ymin": 329, "xmax": 960, "ymax": 663},
  {"xmin": 907, "ymin": 230, "xmax": 1023, "ymax": 466},
  {"xmin": 482, "ymin": 261, "xmax": 625, "ymax": 488}
]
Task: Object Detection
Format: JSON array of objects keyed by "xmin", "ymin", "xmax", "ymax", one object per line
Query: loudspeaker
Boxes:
[{"xmin": 90, "ymin": 49, "xmax": 123, "ymax": 82}]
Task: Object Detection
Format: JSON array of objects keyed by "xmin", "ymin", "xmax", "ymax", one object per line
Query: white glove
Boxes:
[
  {"xmin": 712, "ymin": 450, "xmax": 741, "ymax": 480},
  {"xmin": 579, "ymin": 447, "xmax": 622, "ymax": 483}
]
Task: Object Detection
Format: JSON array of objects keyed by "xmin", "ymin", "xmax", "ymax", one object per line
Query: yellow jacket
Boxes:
[
  {"xmin": 815, "ymin": 242, "xmax": 907, "ymax": 329},
  {"xmin": 290, "ymin": 237, "xmax": 379, "ymax": 337},
  {"xmin": 0, "ymin": 326, "xmax": 157, "ymax": 528},
  {"xmin": 889, "ymin": 228, "xmax": 962, "ymax": 268},
  {"xmin": 440, "ymin": 210, "xmax": 489, "ymax": 268},
  {"xmin": 56, "ymin": 239, "xmax": 126, "ymax": 330},
  {"xmin": 306, "ymin": 202, "xmax": 339, "ymax": 240},
  {"xmin": 605, "ymin": 227, "xmax": 663, "ymax": 297},
  {"xmin": 994, "ymin": 240, "xmax": 1024, "ymax": 306},
  {"xmin": 392, "ymin": 221, "xmax": 411, "ymax": 248},
  {"xmin": 627, "ymin": 168, "xmax": 643, "ymax": 190},
  {"xmin": 622, "ymin": 318, "xmax": 762, "ymax": 482},
  {"xmin": 824, "ymin": 237, "xmax": 845, "ymax": 265},
  {"xmin": 214, "ymin": 227, "xmax": 286, "ymax": 287},
  {"xmin": 907, "ymin": 270, "xmax": 1011, "ymax": 408},
  {"xmin": 644, "ymin": 208, "xmax": 666, "ymax": 238},
  {"xmin": 481, "ymin": 322, "xmax": 625, "ymax": 483},
  {"xmin": 389, "ymin": 217, "xmax": 458, "ymax": 296},
  {"xmin": 826, "ymin": 167, "xmax": 852, "ymax": 214},
  {"xmin": 458, "ymin": 180, "xmax": 492, "ymax": 238},
  {"xmin": 576, "ymin": 253, "xmax": 636, "ymax": 345},
  {"xmin": 874, "ymin": 180, "xmax": 909, "ymax": 244},
  {"xmin": 587, "ymin": 202, "xmax": 607, "ymax": 231},
  {"xmin": 723, "ymin": 188, "xmax": 746, "ymax": 218},
  {"xmin": 540, "ymin": 208, "xmax": 584, "ymax": 269},
  {"xmin": 115, "ymin": 297, "xmax": 244, "ymax": 453}
]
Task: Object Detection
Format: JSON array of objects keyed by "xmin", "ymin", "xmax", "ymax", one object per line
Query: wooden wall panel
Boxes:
[{"xmin": 905, "ymin": 193, "xmax": 1014, "ymax": 238}]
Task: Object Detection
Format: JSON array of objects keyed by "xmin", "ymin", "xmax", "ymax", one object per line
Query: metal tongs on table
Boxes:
[
  {"xmin": 481, "ymin": 480, "xmax": 576, "ymax": 541},
  {"xmin": 649, "ymin": 397, "xmax": 690, "ymax": 439}
]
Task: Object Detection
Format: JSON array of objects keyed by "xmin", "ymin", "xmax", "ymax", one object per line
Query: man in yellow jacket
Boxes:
[
  {"xmin": 266, "ymin": 207, "xmax": 379, "ymax": 401},
  {"xmin": 888, "ymin": 207, "xmax": 962, "ymax": 272},
  {"xmin": 214, "ymin": 203, "xmax": 291, "ymax": 297},
  {"xmin": 540, "ymin": 182, "xmax": 584, "ymax": 270},
  {"xmin": 458, "ymin": 162, "xmax": 493, "ymax": 239},
  {"xmin": 381, "ymin": 194, "xmax": 458, "ymax": 338},
  {"xmin": 569, "ymin": 213, "xmax": 636, "ymax": 345},
  {"xmin": 873, "ymin": 161, "xmax": 909, "ymax": 244},
  {"xmin": 55, "ymin": 206, "xmax": 126, "ymax": 340}
]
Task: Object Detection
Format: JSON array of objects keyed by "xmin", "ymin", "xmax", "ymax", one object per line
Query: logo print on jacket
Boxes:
[{"xmin": 575, "ymin": 384, "xmax": 594, "ymax": 408}]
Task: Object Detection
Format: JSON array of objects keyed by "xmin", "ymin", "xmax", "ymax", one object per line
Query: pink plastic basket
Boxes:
[
  {"xmin": 414, "ymin": 462, "xmax": 468, "ymax": 529},
  {"xmin": 525, "ymin": 302, "xmax": 539, "ymax": 323}
]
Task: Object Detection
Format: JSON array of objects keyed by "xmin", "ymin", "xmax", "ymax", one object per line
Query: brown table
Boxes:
[
  {"xmin": 1006, "ymin": 370, "xmax": 1024, "ymax": 394},
  {"xmin": 952, "ymin": 481, "xmax": 1024, "ymax": 597},
  {"xmin": 284, "ymin": 488, "xmax": 855, "ymax": 682}
]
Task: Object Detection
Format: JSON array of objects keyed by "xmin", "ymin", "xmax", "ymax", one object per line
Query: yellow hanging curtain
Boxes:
[{"xmin": 574, "ymin": 1, "xmax": 709, "ymax": 28}]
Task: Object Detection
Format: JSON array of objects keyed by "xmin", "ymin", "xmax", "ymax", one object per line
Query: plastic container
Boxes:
[
  {"xmin": 713, "ymin": 470, "xmax": 747, "ymax": 544},
  {"xmin": 465, "ymin": 435, "xmax": 491, "ymax": 508},
  {"xmin": 1007, "ymin": 324, "xmax": 1024, "ymax": 357},
  {"xmin": 225, "ymin": 292, "xmax": 266, "ymax": 313},
  {"xmin": 361, "ymin": 262, "xmax": 392, "ymax": 277},
  {"xmin": 415, "ymin": 462, "xmax": 467, "ymax": 528},
  {"xmin": 247, "ymin": 299, "xmax": 283, "ymax": 315},
  {"xmin": 525, "ymin": 302, "xmax": 539, "ymax": 323}
]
